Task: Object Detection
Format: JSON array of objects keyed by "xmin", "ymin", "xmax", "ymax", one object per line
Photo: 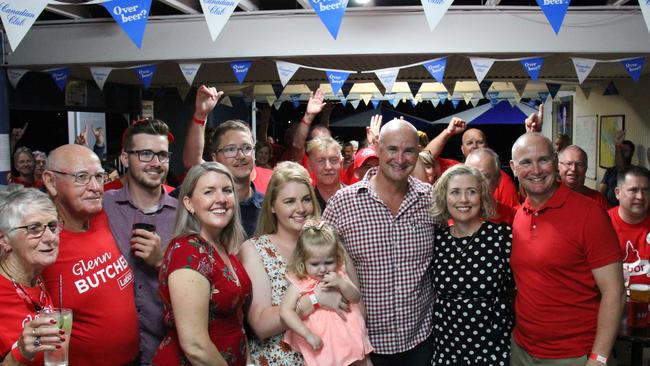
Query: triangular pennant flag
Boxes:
[
  {"xmin": 571, "ymin": 58, "xmax": 596, "ymax": 84},
  {"xmin": 178, "ymin": 63, "xmax": 201, "ymax": 86},
  {"xmin": 438, "ymin": 92, "xmax": 448, "ymax": 104},
  {"xmin": 135, "ymin": 64, "xmax": 156, "ymax": 90},
  {"xmin": 603, "ymin": 81, "xmax": 619, "ymax": 96},
  {"xmin": 463, "ymin": 92, "xmax": 473, "ymax": 105},
  {"xmin": 326, "ymin": 71, "xmax": 350, "ymax": 95},
  {"xmin": 6, "ymin": 69, "xmax": 29, "ymax": 89},
  {"xmin": 451, "ymin": 99, "xmax": 460, "ymax": 109},
  {"xmin": 579, "ymin": 84, "xmax": 591, "ymax": 99},
  {"xmin": 520, "ymin": 57, "xmax": 544, "ymax": 81},
  {"xmin": 103, "ymin": 0, "xmax": 152, "ymax": 48},
  {"xmin": 470, "ymin": 97, "xmax": 480, "ymax": 107},
  {"xmin": 538, "ymin": 92, "xmax": 550, "ymax": 102},
  {"xmin": 290, "ymin": 94, "xmax": 301, "ymax": 108},
  {"xmin": 221, "ymin": 96, "xmax": 233, "ymax": 108},
  {"xmin": 176, "ymin": 84, "xmax": 190, "ymax": 101},
  {"xmin": 350, "ymin": 100, "xmax": 361, "ymax": 109},
  {"xmin": 641, "ymin": 0, "xmax": 650, "ymax": 35},
  {"xmin": 469, "ymin": 57, "xmax": 496, "ymax": 84},
  {"xmin": 266, "ymin": 95, "xmax": 277, "ymax": 105},
  {"xmin": 276, "ymin": 61, "xmax": 301, "ymax": 87},
  {"xmin": 512, "ymin": 80, "xmax": 527, "ymax": 97},
  {"xmin": 546, "ymin": 83, "xmax": 561, "ymax": 100},
  {"xmin": 49, "ymin": 68, "xmax": 69, "ymax": 92},
  {"xmin": 230, "ymin": 61, "xmax": 252, "ymax": 85},
  {"xmin": 372, "ymin": 79, "xmax": 386, "ymax": 97},
  {"xmin": 407, "ymin": 81, "xmax": 422, "ymax": 99},
  {"xmin": 340, "ymin": 82, "xmax": 353, "ymax": 98},
  {"xmin": 621, "ymin": 57, "xmax": 645, "ymax": 83},
  {"xmin": 536, "ymin": 0, "xmax": 571, "ymax": 34},
  {"xmin": 307, "ymin": 0, "xmax": 349, "ymax": 39},
  {"xmin": 390, "ymin": 98, "xmax": 400, "ymax": 108},
  {"xmin": 90, "ymin": 67, "xmax": 113, "ymax": 91},
  {"xmin": 371, "ymin": 99, "xmax": 380, "ymax": 109},
  {"xmin": 306, "ymin": 82, "xmax": 321, "ymax": 93},
  {"xmin": 442, "ymin": 80, "xmax": 455, "ymax": 96},
  {"xmin": 273, "ymin": 100, "xmax": 283, "ymax": 110},
  {"xmin": 360, "ymin": 94, "xmax": 372, "ymax": 106},
  {"xmin": 508, "ymin": 98, "xmax": 517, "ymax": 107},
  {"xmin": 513, "ymin": 92, "xmax": 522, "ymax": 104},
  {"xmin": 420, "ymin": 0, "xmax": 453, "ymax": 32},
  {"xmin": 479, "ymin": 80, "xmax": 493, "ymax": 97},
  {"xmin": 487, "ymin": 91, "xmax": 499, "ymax": 107},
  {"xmin": 339, "ymin": 96, "xmax": 348, "ymax": 107},
  {"xmin": 423, "ymin": 57, "xmax": 447, "ymax": 83},
  {"xmin": 410, "ymin": 99, "xmax": 419, "ymax": 107},
  {"xmin": 431, "ymin": 98, "xmax": 440, "ymax": 108},
  {"xmin": 271, "ymin": 83, "xmax": 284, "ymax": 99},
  {"xmin": 198, "ymin": 0, "xmax": 239, "ymax": 41},
  {"xmin": 0, "ymin": 0, "xmax": 48, "ymax": 52},
  {"xmin": 375, "ymin": 68, "xmax": 399, "ymax": 94}
]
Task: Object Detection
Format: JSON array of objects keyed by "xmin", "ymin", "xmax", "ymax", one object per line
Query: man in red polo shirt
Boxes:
[
  {"xmin": 509, "ymin": 132, "xmax": 624, "ymax": 366},
  {"xmin": 607, "ymin": 165, "xmax": 650, "ymax": 287},
  {"xmin": 558, "ymin": 145, "xmax": 609, "ymax": 211}
]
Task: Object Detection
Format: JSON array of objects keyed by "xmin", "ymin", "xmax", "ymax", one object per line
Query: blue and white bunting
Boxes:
[
  {"xmin": 423, "ymin": 58, "xmax": 447, "ymax": 83},
  {"xmin": 438, "ymin": 92, "xmax": 448, "ymax": 104},
  {"xmin": 571, "ymin": 58, "xmax": 596, "ymax": 84},
  {"xmin": 273, "ymin": 100, "xmax": 283, "ymax": 110},
  {"xmin": 339, "ymin": 96, "xmax": 348, "ymax": 107},
  {"xmin": 375, "ymin": 68, "xmax": 399, "ymax": 94},
  {"xmin": 621, "ymin": 57, "xmax": 645, "ymax": 83},
  {"xmin": 641, "ymin": 0, "xmax": 650, "ymax": 35},
  {"xmin": 371, "ymin": 99, "xmax": 380, "ymax": 109},
  {"xmin": 546, "ymin": 83, "xmax": 561, "ymax": 100},
  {"xmin": 487, "ymin": 92, "xmax": 499, "ymax": 107},
  {"xmin": 350, "ymin": 100, "xmax": 361, "ymax": 109},
  {"xmin": 520, "ymin": 57, "xmax": 544, "ymax": 81},
  {"xmin": 230, "ymin": 61, "xmax": 252, "ymax": 85},
  {"xmin": 135, "ymin": 64, "xmax": 156, "ymax": 90},
  {"xmin": 390, "ymin": 98, "xmax": 399, "ymax": 108},
  {"xmin": 451, "ymin": 99, "xmax": 460, "ymax": 109},
  {"xmin": 410, "ymin": 99, "xmax": 419, "ymax": 108},
  {"xmin": 308, "ymin": 0, "xmax": 349, "ymax": 39},
  {"xmin": 326, "ymin": 70, "xmax": 350, "ymax": 95},
  {"xmin": 178, "ymin": 63, "xmax": 202, "ymax": 86},
  {"xmin": 90, "ymin": 67, "xmax": 113, "ymax": 90},
  {"xmin": 103, "ymin": 0, "xmax": 152, "ymax": 48},
  {"xmin": 536, "ymin": 0, "xmax": 571, "ymax": 34},
  {"xmin": 420, "ymin": 0, "xmax": 453, "ymax": 32},
  {"xmin": 431, "ymin": 98, "xmax": 440, "ymax": 108},
  {"xmin": 6, "ymin": 69, "xmax": 29, "ymax": 89},
  {"xmin": 0, "ymin": 0, "xmax": 48, "ymax": 52},
  {"xmin": 469, "ymin": 57, "xmax": 495, "ymax": 84},
  {"xmin": 290, "ymin": 94, "xmax": 301, "ymax": 108},
  {"xmin": 470, "ymin": 97, "xmax": 480, "ymax": 107},
  {"xmin": 198, "ymin": 0, "xmax": 240, "ymax": 41},
  {"xmin": 49, "ymin": 68, "xmax": 69, "ymax": 92},
  {"xmin": 276, "ymin": 61, "xmax": 301, "ymax": 87}
]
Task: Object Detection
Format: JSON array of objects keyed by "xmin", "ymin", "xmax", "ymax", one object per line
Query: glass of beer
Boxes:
[
  {"xmin": 628, "ymin": 284, "xmax": 650, "ymax": 329},
  {"xmin": 39, "ymin": 308, "xmax": 73, "ymax": 366}
]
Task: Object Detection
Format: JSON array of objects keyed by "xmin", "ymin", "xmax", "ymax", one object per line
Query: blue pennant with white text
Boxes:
[
  {"xmin": 520, "ymin": 57, "xmax": 544, "ymax": 81},
  {"xmin": 621, "ymin": 57, "xmax": 645, "ymax": 83},
  {"xmin": 326, "ymin": 71, "xmax": 350, "ymax": 95},
  {"xmin": 536, "ymin": 0, "xmax": 571, "ymax": 34},
  {"xmin": 230, "ymin": 61, "xmax": 252, "ymax": 85},
  {"xmin": 135, "ymin": 64, "xmax": 156, "ymax": 90},
  {"xmin": 308, "ymin": 0, "xmax": 349, "ymax": 39},
  {"xmin": 103, "ymin": 0, "xmax": 152, "ymax": 48},
  {"xmin": 423, "ymin": 58, "xmax": 447, "ymax": 83},
  {"xmin": 49, "ymin": 68, "xmax": 69, "ymax": 92}
]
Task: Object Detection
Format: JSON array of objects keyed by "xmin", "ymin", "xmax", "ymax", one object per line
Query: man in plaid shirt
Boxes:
[{"xmin": 323, "ymin": 119, "xmax": 436, "ymax": 365}]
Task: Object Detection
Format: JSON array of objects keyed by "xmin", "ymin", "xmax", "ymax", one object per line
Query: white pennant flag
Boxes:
[
  {"xmin": 470, "ymin": 97, "xmax": 480, "ymax": 107},
  {"xmin": 177, "ymin": 84, "xmax": 191, "ymax": 101},
  {"xmin": 375, "ymin": 68, "xmax": 399, "ymax": 94},
  {"xmin": 221, "ymin": 96, "xmax": 233, "ymax": 107},
  {"xmin": 0, "ymin": 0, "xmax": 48, "ymax": 51},
  {"xmin": 361, "ymin": 94, "xmax": 372, "ymax": 106},
  {"xmin": 571, "ymin": 58, "xmax": 597, "ymax": 84},
  {"xmin": 90, "ymin": 67, "xmax": 113, "ymax": 91},
  {"xmin": 273, "ymin": 100, "xmax": 283, "ymax": 110},
  {"xmin": 431, "ymin": 98, "xmax": 440, "ymax": 108},
  {"xmin": 640, "ymin": 1, "xmax": 650, "ymax": 35},
  {"xmin": 6, "ymin": 69, "xmax": 29, "ymax": 89},
  {"xmin": 420, "ymin": 0, "xmax": 453, "ymax": 32},
  {"xmin": 276, "ymin": 61, "xmax": 301, "ymax": 87},
  {"xmin": 469, "ymin": 57, "xmax": 495, "ymax": 84},
  {"xmin": 178, "ymin": 63, "xmax": 202, "ymax": 86},
  {"xmin": 199, "ymin": 0, "xmax": 240, "ymax": 41},
  {"xmin": 266, "ymin": 95, "xmax": 277, "ymax": 106},
  {"xmin": 350, "ymin": 100, "xmax": 361, "ymax": 109},
  {"xmin": 463, "ymin": 92, "xmax": 473, "ymax": 105}
]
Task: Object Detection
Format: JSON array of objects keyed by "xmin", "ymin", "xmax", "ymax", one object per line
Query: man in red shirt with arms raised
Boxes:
[
  {"xmin": 41, "ymin": 144, "xmax": 139, "ymax": 366},
  {"xmin": 509, "ymin": 132, "xmax": 624, "ymax": 366}
]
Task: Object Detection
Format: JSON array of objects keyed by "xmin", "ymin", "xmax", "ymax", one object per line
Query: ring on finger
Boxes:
[
  {"xmin": 31, "ymin": 328, "xmax": 36, "ymax": 337},
  {"xmin": 33, "ymin": 336, "xmax": 41, "ymax": 347}
]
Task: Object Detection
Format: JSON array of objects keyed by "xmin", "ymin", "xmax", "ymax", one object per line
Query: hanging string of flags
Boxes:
[{"xmin": 3, "ymin": 0, "xmax": 650, "ymax": 52}]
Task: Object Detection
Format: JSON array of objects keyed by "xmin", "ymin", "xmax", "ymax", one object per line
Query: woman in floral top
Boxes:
[{"xmin": 153, "ymin": 162, "xmax": 251, "ymax": 366}]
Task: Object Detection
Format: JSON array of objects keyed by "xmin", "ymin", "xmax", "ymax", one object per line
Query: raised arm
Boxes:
[
  {"xmin": 613, "ymin": 129, "xmax": 627, "ymax": 169},
  {"xmin": 10, "ymin": 122, "xmax": 28, "ymax": 152},
  {"xmin": 291, "ymin": 88, "xmax": 326, "ymax": 162},
  {"xmin": 256, "ymin": 104, "xmax": 272, "ymax": 143},
  {"xmin": 424, "ymin": 117, "xmax": 466, "ymax": 157},
  {"xmin": 525, "ymin": 104, "xmax": 543, "ymax": 133},
  {"xmin": 183, "ymin": 85, "xmax": 223, "ymax": 169}
]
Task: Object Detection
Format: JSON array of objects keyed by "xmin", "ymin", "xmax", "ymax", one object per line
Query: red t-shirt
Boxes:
[
  {"xmin": 0, "ymin": 276, "xmax": 53, "ymax": 365},
  {"xmin": 436, "ymin": 157, "xmax": 460, "ymax": 174},
  {"xmin": 608, "ymin": 208, "xmax": 650, "ymax": 286},
  {"xmin": 492, "ymin": 202, "xmax": 516, "ymax": 226},
  {"xmin": 581, "ymin": 187, "xmax": 610, "ymax": 211},
  {"xmin": 494, "ymin": 170, "xmax": 519, "ymax": 208},
  {"xmin": 41, "ymin": 211, "xmax": 140, "ymax": 366},
  {"xmin": 251, "ymin": 166, "xmax": 273, "ymax": 194},
  {"xmin": 511, "ymin": 184, "xmax": 622, "ymax": 359}
]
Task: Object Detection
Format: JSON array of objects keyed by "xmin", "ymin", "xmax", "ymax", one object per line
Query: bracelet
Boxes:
[
  {"xmin": 11, "ymin": 346, "xmax": 32, "ymax": 365},
  {"xmin": 192, "ymin": 115, "xmax": 207, "ymax": 126},
  {"xmin": 308, "ymin": 291, "xmax": 320, "ymax": 310},
  {"xmin": 588, "ymin": 353, "xmax": 607, "ymax": 364},
  {"xmin": 300, "ymin": 118, "xmax": 311, "ymax": 126}
]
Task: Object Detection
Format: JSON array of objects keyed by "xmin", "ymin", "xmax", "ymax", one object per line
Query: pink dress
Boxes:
[{"xmin": 283, "ymin": 271, "xmax": 373, "ymax": 366}]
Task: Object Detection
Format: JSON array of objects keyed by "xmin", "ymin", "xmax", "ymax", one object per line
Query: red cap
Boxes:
[{"xmin": 353, "ymin": 147, "xmax": 378, "ymax": 171}]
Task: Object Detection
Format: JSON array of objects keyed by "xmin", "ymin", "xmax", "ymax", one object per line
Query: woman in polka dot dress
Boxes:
[{"xmin": 430, "ymin": 165, "xmax": 514, "ymax": 366}]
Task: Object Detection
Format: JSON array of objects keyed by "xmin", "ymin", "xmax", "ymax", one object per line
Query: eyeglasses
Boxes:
[
  {"xmin": 217, "ymin": 144, "xmax": 254, "ymax": 158},
  {"xmin": 559, "ymin": 161, "xmax": 586, "ymax": 169},
  {"xmin": 50, "ymin": 170, "xmax": 107, "ymax": 185},
  {"xmin": 10, "ymin": 220, "xmax": 63, "ymax": 238},
  {"xmin": 125, "ymin": 149, "xmax": 171, "ymax": 163}
]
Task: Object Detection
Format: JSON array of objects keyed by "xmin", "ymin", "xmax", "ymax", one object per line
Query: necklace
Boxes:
[
  {"xmin": 450, "ymin": 224, "xmax": 482, "ymax": 253},
  {"xmin": 0, "ymin": 260, "xmax": 49, "ymax": 312}
]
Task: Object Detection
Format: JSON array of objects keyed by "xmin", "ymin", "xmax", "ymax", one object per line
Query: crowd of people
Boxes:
[{"xmin": 1, "ymin": 84, "xmax": 649, "ymax": 366}]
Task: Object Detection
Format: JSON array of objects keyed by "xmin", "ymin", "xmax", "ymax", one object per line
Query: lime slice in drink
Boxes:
[{"xmin": 58, "ymin": 312, "xmax": 73, "ymax": 333}]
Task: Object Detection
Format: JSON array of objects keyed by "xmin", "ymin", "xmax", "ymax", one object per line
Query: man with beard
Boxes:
[{"xmin": 103, "ymin": 119, "xmax": 177, "ymax": 365}]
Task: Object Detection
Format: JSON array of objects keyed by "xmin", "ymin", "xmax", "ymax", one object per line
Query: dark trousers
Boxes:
[{"xmin": 370, "ymin": 332, "xmax": 435, "ymax": 366}]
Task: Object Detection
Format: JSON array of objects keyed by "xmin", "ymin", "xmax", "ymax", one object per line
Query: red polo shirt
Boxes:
[
  {"xmin": 580, "ymin": 187, "xmax": 610, "ymax": 211},
  {"xmin": 608, "ymin": 208, "xmax": 650, "ymax": 286},
  {"xmin": 511, "ymin": 184, "xmax": 622, "ymax": 359},
  {"xmin": 494, "ymin": 170, "xmax": 519, "ymax": 208}
]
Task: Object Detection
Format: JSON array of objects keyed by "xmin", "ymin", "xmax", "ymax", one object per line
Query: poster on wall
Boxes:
[
  {"xmin": 552, "ymin": 96, "xmax": 572, "ymax": 142},
  {"xmin": 599, "ymin": 114, "xmax": 625, "ymax": 168},
  {"xmin": 575, "ymin": 115, "xmax": 597, "ymax": 180}
]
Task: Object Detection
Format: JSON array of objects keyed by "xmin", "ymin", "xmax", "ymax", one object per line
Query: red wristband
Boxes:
[
  {"xmin": 192, "ymin": 116, "xmax": 207, "ymax": 126},
  {"xmin": 11, "ymin": 346, "xmax": 32, "ymax": 365},
  {"xmin": 588, "ymin": 353, "xmax": 607, "ymax": 364},
  {"xmin": 308, "ymin": 291, "xmax": 320, "ymax": 310},
  {"xmin": 300, "ymin": 118, "xmax": 311, "ymax": 126}
]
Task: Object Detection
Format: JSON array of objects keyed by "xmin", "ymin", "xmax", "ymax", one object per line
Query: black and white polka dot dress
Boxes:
[{"xmin": 431, "ymin": 221, "xmax": 514, "ymax": 366}]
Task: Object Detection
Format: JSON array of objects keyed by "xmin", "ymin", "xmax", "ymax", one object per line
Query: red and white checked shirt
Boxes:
[{"xmin": 323, "ymin": 168, "xmax": 436, "ymax": 354}]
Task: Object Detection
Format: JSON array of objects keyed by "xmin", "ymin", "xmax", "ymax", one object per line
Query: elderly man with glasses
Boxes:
[
  {"xmin": 558, "ymin": 145, "xmax": 609, "ymax": 211},
  {"xmin": 41, "ymin": 144, "xmax": 140, "ymax": 366}
]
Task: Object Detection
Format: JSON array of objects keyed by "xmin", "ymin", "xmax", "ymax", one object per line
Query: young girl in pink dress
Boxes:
[{"xmin": 279, "ymin": 219, "xmax": 373, "ymax": 366}]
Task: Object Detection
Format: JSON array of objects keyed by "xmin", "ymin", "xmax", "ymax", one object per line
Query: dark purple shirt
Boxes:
[{"xmin": 102, "ymin": 183, "xmax": 178, "ymax": 364}]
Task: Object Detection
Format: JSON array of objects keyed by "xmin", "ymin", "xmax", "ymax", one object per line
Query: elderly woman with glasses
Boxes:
[{"xmin": 0, "ymin": 187, "xmax": 65, "ymax": 365}]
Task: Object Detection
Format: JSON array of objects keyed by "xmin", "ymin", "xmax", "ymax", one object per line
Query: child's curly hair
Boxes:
[{"xmin": 286, "ymin": 218, "xmax": 345, "ymax": 279}]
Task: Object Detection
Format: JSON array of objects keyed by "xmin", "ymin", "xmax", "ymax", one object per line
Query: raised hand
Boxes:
[
  {"xmin": 525, "ymin": 104, "xmax": 544, "ymax": 132},
  {"xmin": 75, "ymin": 124, "xmax": 89, "ymax": 146},
  {"xmin": 446, "ymin": 117, "xmax": 466, "ymax": 136},
  {"xmin": 93, "ymin": 126, "xmax": 105, "ymax": 146},
  {"xmin": 194, "ymin": 85, "xmax": 223, "ymax": 120},
  {"xmin": 306, "ymin": 88, "xmax": 326, "ymax": 117},
  {"xmin": 367, "ymin": 114, "xmax": 382, "ymax": 146},
  {"xmin": 11, "ymin": 122, "xmax": 28, "ymax": 142},
  {"xmin": 614, "ymin": 129, "xmax": 625, "ymax": 145}
]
